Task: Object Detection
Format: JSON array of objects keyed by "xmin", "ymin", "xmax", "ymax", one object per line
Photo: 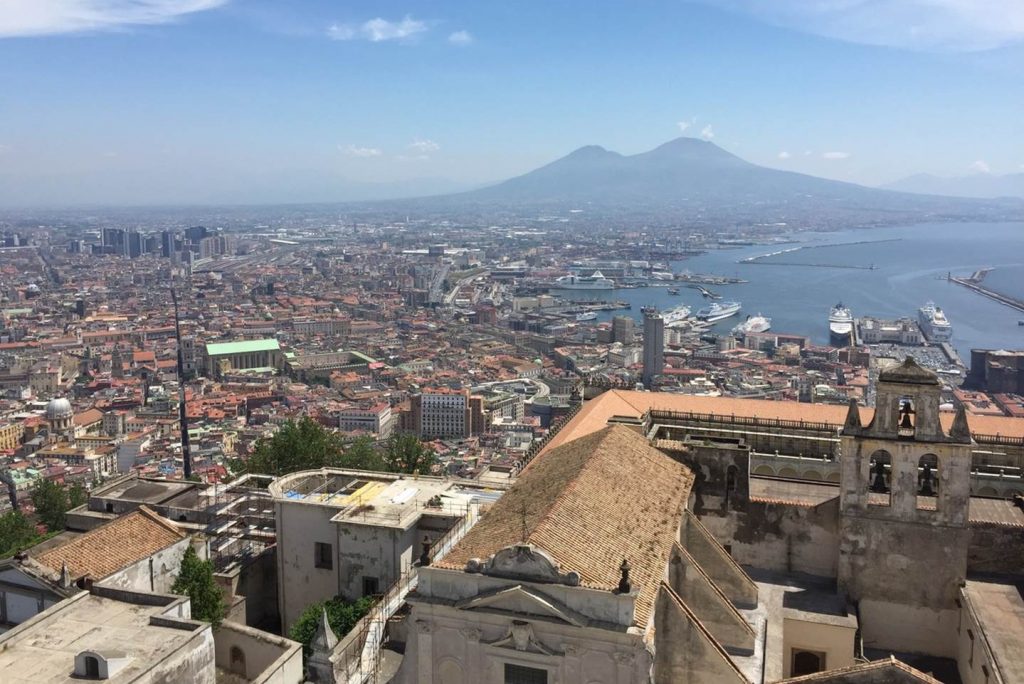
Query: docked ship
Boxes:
[
  {"xmin": 829, "ymin": 303, "xmax": 854, "ymax": 344},
  {"xmin": 662, "ymin": 304, "xmax": 692, "ymax": 327},
  {"xmin": 554, "ymin": 270, "xmax": 615, "ymax": 290},
  {"xmin": 732, "ymin": 314, "xmax": 771, "ymax": 336},
  {"xmin": 575, "ymin": 311, "xmax": 598, "ymax": 322},
  {"xmin": 696, "ymin": 301, "xmax": 742, "ymax": 322},
  {"xmin": 918, "ymin": 302, "xmax": 952, "ymax": 342}
]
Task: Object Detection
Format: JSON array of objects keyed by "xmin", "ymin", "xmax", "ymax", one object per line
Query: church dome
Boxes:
[{"xmin": 45, "ymin": 397, "xmax": 74, "ymax": 421}]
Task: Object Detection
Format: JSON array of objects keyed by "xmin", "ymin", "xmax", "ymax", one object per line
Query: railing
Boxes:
[
  {"xmin": 514, "ymin": 400, "xmax": 583, "ymax": 473},
  {"xmin": 647, "ymin": 409, "xmax": 840, "ymax": 434}
]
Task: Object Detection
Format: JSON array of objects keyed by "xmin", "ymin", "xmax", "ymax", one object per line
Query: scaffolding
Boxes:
[{"xmin": 203, "ymin": 474, "xmax": 277, "ymax": 572}]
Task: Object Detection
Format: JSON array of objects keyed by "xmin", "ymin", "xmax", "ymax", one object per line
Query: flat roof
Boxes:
[
  {"xmin": 964, "ymin": 579, "xmax": 1024, "ymax": 683},
  {"xmin": 205, "ymin": 338, "xmax": 280, "ymax": 356},
  {"xmin": 270, "ymin": 469, "xmax": 482, "ymax": 529},
  {"xmin": 0, "ymin": 590, "xmax": 204, "ymax": 683}
]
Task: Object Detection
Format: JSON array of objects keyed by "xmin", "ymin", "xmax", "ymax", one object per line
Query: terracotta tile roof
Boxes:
[
  {"xmin": 540, "ymin": 390, "xmax": 1024, "ymax": 459},
  {"xmin": 34, "ymin": 505, "xmax": 186, "ymax": 581},
  {"xmin": 438, "ymin": 424, "xmax": 693, "ymax": 628}
]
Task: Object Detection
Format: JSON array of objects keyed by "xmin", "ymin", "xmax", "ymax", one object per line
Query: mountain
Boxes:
[
  {"xmin": 394, "ymin": 138, "xmax": 1021, "ymax": 225},
  {"xmin": 883, "ymin": 172, "xmax": 1024, "ymax": 199}
]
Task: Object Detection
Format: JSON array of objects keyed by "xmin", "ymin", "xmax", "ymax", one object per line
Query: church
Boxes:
[{"xmin": 385, "ymin": 358, "xmax": 1024, "ymax": 683}]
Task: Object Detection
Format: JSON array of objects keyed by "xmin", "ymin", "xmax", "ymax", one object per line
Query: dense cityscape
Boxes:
[{"xmin": 3, "ymin": 2, "xmax": 1024, "ymax": 684}]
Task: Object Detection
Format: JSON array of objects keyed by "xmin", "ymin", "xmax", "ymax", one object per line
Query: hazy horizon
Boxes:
[{"xmin": 2, "ymin": 1, "xmax": 1023, "ymax": 207}]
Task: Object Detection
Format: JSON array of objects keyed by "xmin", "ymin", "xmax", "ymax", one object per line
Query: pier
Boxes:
[
  {"xmin": 948, "ymin": 271, "xmax": 1024, "ymax": 313},
  {"xmin": 739, "ymin": 237, "xmax": 900, "ymax": 270}
]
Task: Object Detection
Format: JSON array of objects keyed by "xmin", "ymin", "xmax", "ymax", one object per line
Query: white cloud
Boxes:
[
  {"xmin": 822, "ymin": 151, "xmax": 850, "ymax": 160},
  {"xmin": 804, "ymin": 149, "xmax": 813, "ymax": 156},
  {"xmin": 700, "ymin": 124, "xmax": 715, "ymax": 140},
  {"xmin": 397, "ymin": 154, "xmax": 430, "ymax": 162},
  {"xmin": 328, "ymin": 15, "xmax": 427, "ymax": 42},
  {"xmin": 409, "ymin": 139, "xmax": 440, "ymax": 154},
  {"xmin": 448, "ymin": 30, "xmax": 473, "ymax": 45},
  {"xmin": 340, "ymin": 144, "xmax": 382, "ymax": 158},
  {"xmin": 777, "ymin": 151, "xmax": 791, "ymax": 160},
  {"xmin": 970, "ymin": 159, "xmax": 991, "ymax": 173},
  {"xmin": 0, "ymin": 0, "xmax": 227, "ymax": 38},
  {"xmin": 676, "ymin": 118, "xmax": 695, "ymax": 133},
  {"xmin": 694, "ymin": 0, "xmax": 1024, "ymax": 52}
]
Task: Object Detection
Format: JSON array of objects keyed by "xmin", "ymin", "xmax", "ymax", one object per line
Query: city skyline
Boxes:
[{"xmin": 1, "ymin": 1, "xmax": 1023, "ymax": 206}]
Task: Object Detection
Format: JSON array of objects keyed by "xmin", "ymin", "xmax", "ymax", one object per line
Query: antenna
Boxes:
[{"xmin": 170, "ymin": 284, "xmax": 193, "ymax": 480}]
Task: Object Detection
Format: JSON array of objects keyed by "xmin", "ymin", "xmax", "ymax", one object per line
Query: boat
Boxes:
[
  {"xmin": 732, "ymin": 314, "xmax": 771, "ymax": 336},
  {"xmin": 667, "ymin": 287, "xmax": 680, "ymax": 295},
  {"xmin": 575, "ymin": 311, "xmax": 597, "ymax": 322},
  {"xmin": 829, "ymin": 303, "xmax": 854, "ymax": 344},
  {"xmin": 696, "ymin": 301, "xmax": 742, "ymax": 322},
  {"xmin": 662, "ymin": 304, "xmax": 692, "ymax": 327},
  {"xmin": 918, "ymin": 302, "xmax": 953, "ymax": 342},
  {"xmin": 554, "ymin": 270, "xmax": 615, "ymax": 290}
]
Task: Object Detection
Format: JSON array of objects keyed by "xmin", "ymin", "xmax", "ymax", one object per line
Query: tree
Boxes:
[
  {"xmin": 171, "ymin": 546, "xmax": 226, "ymax": 627},
  {"xmin": 289, "ymin": 595, "xmax": 375, "ymax": 658},
  {"xmin": 245, "ymin": 417, "xmax": 347, "ymax": 476},
  {"xmin": 68, "ymin": 482, "xmax": 88, "ymax": 509},
  {"xmin": 0, "ymin": 510, "xmax": 42, "ymax": 558},
  {"xmin": 30, "ymin": 479, "xmax": 72, "ymax": 532},
  {"xmin": 383, "ymin": 433, "xmax": 438, "ymax": 475},
  {"xmin": 337, "ymin": 436, "xmax": 385, "ymax": 471}
]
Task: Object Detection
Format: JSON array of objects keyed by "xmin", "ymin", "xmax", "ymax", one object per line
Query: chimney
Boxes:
[{"xmin": 617, "ymin": 559, "xmax": 632, "ymax": 594}]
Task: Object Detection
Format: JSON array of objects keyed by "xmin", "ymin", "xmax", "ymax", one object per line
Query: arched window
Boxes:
[
  {"xmin": 917, "ymin": 454, "xmax": 939, "ymax": 509},
  {"xmin": 84, "ymin": 656, "xmax": 100, "ymax": 678},
  {"xmin": 229, "ymin": 646, "xmax": 246, "ymax": 677},
  {"xmin": 868, "ymin": 450, "xmax": 892, "ymax": 506},
  {"xmin": 792, "ymin": 650, "xmax": 825, "ymax": 676},
  {"xmin": 898, "ymin": 397, "xmax": 916, "ymax": 439}
]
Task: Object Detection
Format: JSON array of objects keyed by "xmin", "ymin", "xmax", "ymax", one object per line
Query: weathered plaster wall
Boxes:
[
  {"xmin": 275, "ymin": 500, "xmax": 339, "ymax": 631},
  {"xmin": 653, "ymin": 584, "xmax": 748, "ymax": 684}
]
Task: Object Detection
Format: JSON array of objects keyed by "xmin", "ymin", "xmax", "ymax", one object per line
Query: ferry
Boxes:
[
  {"xmin": 696, "ymin": 301, "xmax": 742, "ymax": 322},
  {"xmin": 829, "ymin": 303, "xmax": 854, "ymax": 344},
  {"xmin": 575, "ymin": 311, "xmax": 598, "ymax": 322},
  {"xmin": 554, "ymin": 270, "xmax": 615, "ymax": 290},
  {"xmin": 732, "ymin": 314, "xmax": 771, "ymax": 336},
  {"xmin": 918, "ymin": 302, "xmax": 953, "ymax": 342},
  {"xmin": 662, "ymin": 304, "xmax": 692, "ymax": 327}
]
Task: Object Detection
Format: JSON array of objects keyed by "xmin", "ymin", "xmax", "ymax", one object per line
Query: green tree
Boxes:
[
  {"xmin": 68, "ymin": 482, "xmax": 88, "ymax": 508},
  {"xmin": 245, "ymin": 417, "xmax": 347, "ymax": 476},
  {"xmin": 337, "ymin": 436, "xmax": 385, "ymax": 471},
  {"xmin": 289, "ymin": 595, "xmax": 375, "ymax": 658},
  {"xmin": 383, "ymin": 433, "xmax": 438, "ymax": 475},
  {"xmin": 0, "ymin": 510, "xmax": 42, "ymax": 557},
  {"xmin": 30, "ymin": 479, "xmax": 72, "ymax": 532},
  {"xmin": 171, "ymin": 546, "xmax": 226, "ymax": 627}
]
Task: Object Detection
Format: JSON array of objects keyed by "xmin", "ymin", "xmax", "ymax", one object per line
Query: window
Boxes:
[
  {"xmin": 791, "ymin": 650, "xmax": 825, "ymax": 676},
  {"xmin": 362, "ymin": 576, "xmax": 380, "ymax": 596},
  {"xmin": 84, "ymin": 656, "xmax": 100, "ymax": 678},
  {"xmin": 229, "ymin": 646, "xmax": 246, "ymax": 677},
  {"xmin": 968, "ymin": 629, "xmax": 975, "ymax": 666},
  {"xmin": 314, "ymin": 542, "xmax": 333, "ymax": 570},
  {"xmin": 504, "ymin": 663, "xmax": 547, "ymax": 684},
  {"xmin": 868, "ymin": 450, "xmax": 892, "ymax": 506}
]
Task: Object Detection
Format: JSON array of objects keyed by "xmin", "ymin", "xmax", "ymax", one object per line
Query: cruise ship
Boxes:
[
  {"xmin": 575, "ymin": 311, "xmax": 598, "ymax": 322},
  {"xmin": 662, "ymin": 304, "xmax": 692, "ymax": 327},
  {"xmin": 696, "ymin": 301, "xmax": 742, "ymax": 322},
  {"xmin": 829, "ymin": 303, "xmax": 854, "ymax": 344},
  {"xmin": 918, "ymin": 302, "xmax": 953, "ymax": 342},
  {"xmin": 732, "ymin": 314, "xmax": 771, "ymax": 336},
  {"xmin": 554, "ymin": 270, "xmax": 615, "ymax": 290}
]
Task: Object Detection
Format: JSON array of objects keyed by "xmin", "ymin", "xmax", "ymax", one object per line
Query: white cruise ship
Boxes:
[
  {"xmin": 829, "ymin": 303, "xmax": 853, "ymax": 344},
  {"xmin": 575, "ymin": 311, "xmax": 598, "ymax": 322},
  {"xmin": 696, "ymin": 301, "xmax": 741, "ymax": 322},
  {"xmin": 732, "ymin": 314, "xmax": 771, "ymax": 336},
  {"xmin": 918, "ymin": 302, "xmax": 952, "ymax": 342},
  {"xmin": 662, "ymin": 304, "xmax": 692, "ymax": 327},
  {"xmin": 554, "ymin": 270, "xmax": 615, "ymax": 290}
]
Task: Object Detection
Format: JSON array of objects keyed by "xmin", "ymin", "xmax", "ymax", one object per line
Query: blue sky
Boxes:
[{"xmin": 1, "ymin": 0, "xmax": 1023, "ymax": 206}]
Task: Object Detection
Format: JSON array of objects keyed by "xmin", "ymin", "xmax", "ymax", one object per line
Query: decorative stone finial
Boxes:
[
  {"xmin": 59, "ymin": 562, "xmax": 72, "ymax": 590},
  {"xmin": 617, "ymin": 559, "xmax": 632, "ymax": 594},
  {"xmin": 843, "ymin": 398, "xmax": 862, "ymax": 432},
  {"xmin": 949, "ymin": 404, "xmax": 972, "ymax": 442}
]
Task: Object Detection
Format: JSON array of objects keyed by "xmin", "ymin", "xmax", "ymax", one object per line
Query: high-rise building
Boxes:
[
  {"xmin": 642, "ymin": 307, "xmax": 664, "ymax": 388},
  {"xmin": 126, "ymin": 230, "xmax": 143, "ymax": 258},
  {"xmin": 612, "ymin": 315, "xmax": 634, "ymax": 344}
]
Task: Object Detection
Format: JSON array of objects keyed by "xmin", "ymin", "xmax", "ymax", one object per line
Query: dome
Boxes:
[{"xmin": 45, "ymin": 397, "xmax": 74, "ymax": 421}]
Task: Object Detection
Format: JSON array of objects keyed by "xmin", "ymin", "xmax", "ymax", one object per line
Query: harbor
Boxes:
[{"xmin": 948, "ymin": 269, "xmax": 1024, "ymax": 314}]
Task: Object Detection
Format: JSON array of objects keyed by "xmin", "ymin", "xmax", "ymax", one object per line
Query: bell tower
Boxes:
[{"xmin": 838, "ymin": 357, "xmax": 972, "ymax": 656}]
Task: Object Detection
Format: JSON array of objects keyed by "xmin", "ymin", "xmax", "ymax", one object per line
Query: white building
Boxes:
[
  {"xmin": 417, "ymin": 390, "xmax": 468, "ymax": 440},
  {"xmin": 269, "ymin": 469, "xmax": 481, "ymax": 631}
]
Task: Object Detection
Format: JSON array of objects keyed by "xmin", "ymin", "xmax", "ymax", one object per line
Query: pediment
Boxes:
[{"xmin": 456, "ymin": 584, "xmax": 590, "ymax": 627}]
